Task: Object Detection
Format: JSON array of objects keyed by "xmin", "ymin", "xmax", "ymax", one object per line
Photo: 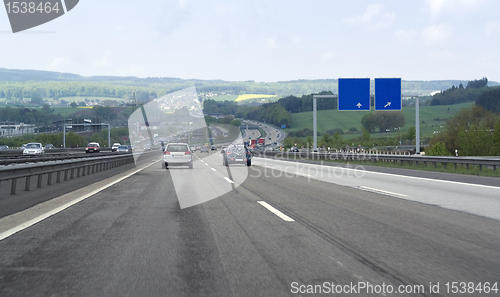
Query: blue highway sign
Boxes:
[
  {"xmin": 375, "ymin": 78, "xmax": 402, "ymax": 110},
  {"xmin": 338, "ymin": 78, "xmax": 370, "ymax": 111}
]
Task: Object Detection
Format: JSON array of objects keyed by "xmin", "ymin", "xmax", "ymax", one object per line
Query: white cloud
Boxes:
[
  {"xmin": 266, "ymin": 38, "xmax": 277, "ymax": 49},
  {"xmin": 91, "ymin": 51, "xmax": 113, "ymax": 68},
  {"xmin": 48, "ymin": 57, "xmax": 71, "ymax": 70},
  {"xmin": 425, "ymin": 0, "xmax": 483, "ymax": 17},
  {"xmin": 422, "ymin": 24, "xmax": 452, "ymax": 47},
  {"xmin": 343, "ymin": 4, "xmax": 395, "ymax": 31},
  {"xmin": 321, "ymin": 52, "xmax": 335, "ymax": 62},
  {"xmin": 290, "ymin": 35, "xmax": 301, "ymax": 45},
  {"xmin": 486, "ymin": 21, "xmax": 500, "ymax": 37},
  {"xmin": 214, "ymin": 4, "xmax": 234, "ymax": 16},
  {"xmin": 154, "ymin": 0, "xmax": 192, "ymax": 35},
  {"xmin": 394, "ymin": 29, "xmax": 418, "ymax": 42}
]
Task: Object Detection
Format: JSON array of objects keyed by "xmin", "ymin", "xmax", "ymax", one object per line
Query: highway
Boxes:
[
  {"xmin": 1, "ymin": 151, "xmax": 499, "ymax": 296},
  {"xmin": 241, "ymin": 121, "xmax": 285, "ymax": 149}
]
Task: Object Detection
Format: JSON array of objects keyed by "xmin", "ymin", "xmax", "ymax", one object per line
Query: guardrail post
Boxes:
[
  {"xmin": 479, "ymin": 164, "xmax": 482, "ymax": 171},
  {"xmin": 434, "ymin": 162, "xmax": 437, "ymax": 168},
  {"xmin": 25, "ymin": 176, "xmax": 31, "ymax": 191},
  {"xmin": 443, "ymin": 163, "xmax": 447, "ymax": 169},
  {"xmin": 82, "ymin": 166, "xmax": 86, "ymax": 176},
  {"xmin": 47, "ymin": 172, "xmax": 52, "ymax": 185},
  {"xmin": 64, "ymin": 169, "xmax": 68, "ymax": 181},
  {"xmin": 466, "ymin": 164, "xmax": 469, "ymax": 170},
  {"xmin": 454, "ymin": 163, "xmax": 457, "ymax": 170},
  {"xmin": 37, "ymin": 174, "xmax": 42, "ymax": 188},
  {"xmin": 56, "ymin": 171, "xmax": 61, "ymax": 183},
  {"xmin": 10, "ymin": 178, "xmax": 17, "ymax": 195},
  {"xmin": 494, "ymin": 165, "xmax": 497, "ymax": 172}
]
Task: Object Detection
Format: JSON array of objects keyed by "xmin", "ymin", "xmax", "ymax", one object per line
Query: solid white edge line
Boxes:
[
  {"xmin": 254, "ymin": 158, "xmax": 500, "ymax": 190},
  {"xmin": 223, "ymin": 177, "xmax": 234, "ymax": 183},
  {"xmin": 358, "ymin": 186, "xmax": 407, "ymax": 197},
  {"xmin": 61, "ymin": 0, "xmax": 68, "ymax": 13},
  {"xmin": 211, "ymin": 168, "xmax": 216, "ymax": 171},
  {"xmin": 257, "ymin": 201, "xmax": 294, "ymax": 222},
  {"xmin": 0, "ymin": 161, "xmax": 158, "ymax": 242}
]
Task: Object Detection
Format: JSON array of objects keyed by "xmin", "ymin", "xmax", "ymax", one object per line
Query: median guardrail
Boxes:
[
  {"xmin": 0, "ymin": 153, "xmax": 135, "ymax": 195},
  {"xmin": 255, "ymin": 151, "xmax": 500, "ymax": 172},
  {"xmin": 0, "ymin": 151, "xmax": 125, "ymax": 166}
]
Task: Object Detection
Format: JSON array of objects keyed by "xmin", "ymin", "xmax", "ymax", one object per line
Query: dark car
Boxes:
[
  {"xmin": 45, "ymin": 144, "xmax": 55, "ymax": 150},
  {"xmin": 223, "ymin": 144, "xmax": 252, "ymax": 166}
]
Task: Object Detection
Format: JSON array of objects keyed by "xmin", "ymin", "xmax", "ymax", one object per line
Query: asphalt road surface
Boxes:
[{"xmin": 1, "ymin": 151, "xmax": 499, "ymax": 296}]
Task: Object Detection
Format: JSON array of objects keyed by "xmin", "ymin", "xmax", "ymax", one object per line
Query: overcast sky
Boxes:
[{"xmin": 1, "ymin": 0, "xmax": 499, "ymax": 82}]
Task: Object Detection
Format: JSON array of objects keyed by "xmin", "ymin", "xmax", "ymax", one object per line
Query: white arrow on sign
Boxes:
[
  {"xmin": 356, "ymin": 103, "xmax": 362, "ymax": 108},
  {"xmin": 384, "ymin": 102, "xmax": 391, "ymax": 108}
]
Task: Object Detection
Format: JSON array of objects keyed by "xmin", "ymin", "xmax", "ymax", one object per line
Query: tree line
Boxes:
[
  {"xmin": 476, "ymin": 87, "xmax": 500, "ymax": 114},
  {"xmin": 361, "ymin": 111, "xmax": 406, "ymax": 133},
  {"xmin": 0, "ymin": 82, "xmax": 160, "ymax": 103},
  {"xmin": 427, "ymin": 105, "xmax": 500, "ymax": 156},
  {"xmin": 430, "ymin": 77, "xmax": 491, "ymax": 106}
]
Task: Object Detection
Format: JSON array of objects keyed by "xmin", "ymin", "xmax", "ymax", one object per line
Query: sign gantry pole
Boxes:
[
  {"xmin": 312, "ymin": 95, "xmax": 337, "ymax": 150},
  {"xmin": 402, "ymin": 94, "xmax": 420, "ymax": 154}
]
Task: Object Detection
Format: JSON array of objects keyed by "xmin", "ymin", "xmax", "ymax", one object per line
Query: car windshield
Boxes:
[
  {"xmin": 118, "ymin": 146, "xmax": 128, "ymax": 149},
  {"xmin": 166, "ymin": 145, "xmax": 188, "ymax": 152},
  {"xmin": 88, "ymin": 144, "xmax": 98, "ymax": 147},
  {"xmin": 26, "ymin": 143, "xmax": 41, "ymax": 148}
]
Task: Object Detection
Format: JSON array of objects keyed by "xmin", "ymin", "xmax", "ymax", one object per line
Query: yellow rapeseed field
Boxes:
[{"xmin": 235, "ymin": 94, "xmax": 277, "ymax": 102}]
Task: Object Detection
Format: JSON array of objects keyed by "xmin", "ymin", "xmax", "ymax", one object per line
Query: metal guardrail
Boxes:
[
  {"xmin": 255, "ymin": 151, "xmax": 500, "ymax": 172},
  {"xmin": 0, "ymin": 154, "xmax": 135, "ymax": 195},
  {"xmin": 0, "ymin": 151, "xmax": 128, "ymax": 166}
]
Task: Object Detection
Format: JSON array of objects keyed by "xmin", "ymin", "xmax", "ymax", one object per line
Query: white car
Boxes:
[
  {"xmin": 163, "ymin": 143, "xmax": 193, "ymax": 169},
  {"xmin": 111, "ymin": 143, "xmax": 121, "ymax": 152},
  {"xmin": 23, "ymin": 143, "xmax": 44, "ymax": 155}
]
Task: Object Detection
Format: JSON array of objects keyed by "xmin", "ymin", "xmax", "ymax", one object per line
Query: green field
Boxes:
[
  {"xmin": 26, "ymin": 106, "xmax": 86, "ymax": 117},
  {"xmin": 288, "ymin": 102, "xmax": 475, "ymax": 139},
  {"xmin": 207, "ymin": 95, "xmax": 239, "ymax": 101}
]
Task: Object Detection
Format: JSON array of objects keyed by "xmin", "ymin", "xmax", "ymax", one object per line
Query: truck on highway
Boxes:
[{"xmin": 258, "ymin": 138, "xmax": 265, "ymax": 145}]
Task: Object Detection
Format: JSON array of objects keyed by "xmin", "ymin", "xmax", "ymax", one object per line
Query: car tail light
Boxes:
[
  {"xmin": 230, "ymin": 158, "xmax": 234, "ymax": 161},
  {"xmin": 163, "ymin": 151, "xmax": 170, "ymax": 155},
  {"xmin": 185, "ymin": 151, "xmax": 191, "ymax": 155},
  {"xmin": 227, "ymin": 152, "xmax": 231, "ymax": 155}
]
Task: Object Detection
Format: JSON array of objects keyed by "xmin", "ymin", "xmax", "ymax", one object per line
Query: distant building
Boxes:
[{"xmin": 0, "ymin": 122, "xmax": 36, "ymax": 137}]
